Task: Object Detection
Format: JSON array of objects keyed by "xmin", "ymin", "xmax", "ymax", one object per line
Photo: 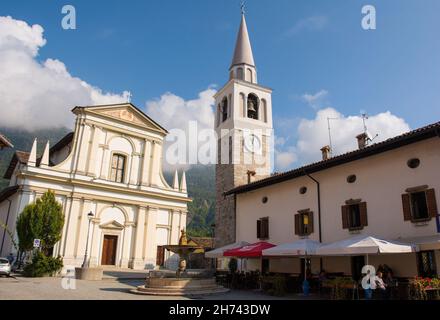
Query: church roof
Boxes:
[
  {"xmin": 225, "ymin": 120, "xmax": 440, "ymax": 196},
  {"xmin": 0, "ymin": 133, "xmax": 13, "ymax": 148},
  {"xmin": 72, "ymin": 103, "xmax": 168, "ymax": 134},
  {"xmin": 230, "ymin": 14, "xmax": 255, "ymax": 69},
  {"xmin": 4, "ymin": 151, "xmax": 29, "ymax": 179}
]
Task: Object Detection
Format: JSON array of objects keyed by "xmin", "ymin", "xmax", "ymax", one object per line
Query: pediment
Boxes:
[
  {"xmin": 100, "ymin": 220, "xmax": 125, "ymax": 230},
  {"xmin": 82, "ymin": 103, "xmax": 167, "ymax": 134}
]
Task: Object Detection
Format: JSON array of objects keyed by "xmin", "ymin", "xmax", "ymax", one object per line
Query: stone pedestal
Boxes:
[{"xmin": 75, "ymin": 267, "xmax": 103, "ymax": 281}]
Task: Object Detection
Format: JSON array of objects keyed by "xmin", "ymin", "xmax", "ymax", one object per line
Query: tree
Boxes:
[{"xmin": 16, "ymin": 190, "xmax": 64, "ymax": 256}]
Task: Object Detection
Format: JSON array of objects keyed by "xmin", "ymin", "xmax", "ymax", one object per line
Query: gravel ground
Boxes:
[{"xmin": 0, "ymin": 275, "xmax": 316, "ymax": 300}]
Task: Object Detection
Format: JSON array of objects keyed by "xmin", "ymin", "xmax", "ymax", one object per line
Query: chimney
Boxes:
[
  {"xmin": 320, "ymin": 145, "xmax": 331, "ymax": 161},
  {"xmin": 356, "ymin": 132, "xmax": 369, "ymax": 149},
  {"xmin": 247, "ymin": 170, "xmax": 256, "ymax": 184}
]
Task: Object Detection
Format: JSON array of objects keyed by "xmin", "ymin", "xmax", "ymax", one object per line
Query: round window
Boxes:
[
  {"xmin": 347, "ymin": 175, "xmax": 357, "ymax": 183},
  {"xmin": 407, "ymin": 158, "xmax": 420, "ymax": 169},
  {"xmin": 262, "ymin": 197, "xmax": 268, "ymax": 204},
  {"xmin": 299, "ymin": 187, "xmax": 307, "ymax": 194}
]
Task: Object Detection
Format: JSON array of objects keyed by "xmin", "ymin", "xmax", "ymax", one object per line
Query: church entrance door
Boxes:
[{"xmin": 101, "ymin": 235, "xmax": 118, "ymax": 266}]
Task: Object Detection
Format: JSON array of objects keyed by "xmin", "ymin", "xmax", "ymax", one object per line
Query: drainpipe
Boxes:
[
  {"xmin": 0, "ymin": 199, "xmax": 12, "ymax": 255},
  {"xmin": 303, "ymin": 170, "xmax": 323, "ymax": 271},
  {"xmin": 436, "ymin": 128, "xmax": 440, "ymax": 233}
]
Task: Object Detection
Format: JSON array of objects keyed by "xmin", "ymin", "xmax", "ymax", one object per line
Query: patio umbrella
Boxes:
[
  {"xmin": 204, "ymin": 241, "xmax": 250, "ymax": 259},
  {"xmin": 262, "ymin": 239, "xmax": 322, "ymax": 257},
  {"xmin": 316, "ymin": 235, "xmax": 418, "ymax": 264},
  {"xmin": 263, "ymin": 239, "xmax": 322, "ymax": 285},
  {"xmin": 224, "ymin": 241, "xmax": 276, "ymax": 258}
]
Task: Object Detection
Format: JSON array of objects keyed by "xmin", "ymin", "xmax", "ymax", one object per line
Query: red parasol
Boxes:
[{"xmin": 224, "ymin": 241, "xmax": 276, "ymax": 258}]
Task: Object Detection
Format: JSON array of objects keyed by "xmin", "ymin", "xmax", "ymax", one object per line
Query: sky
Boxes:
[{"xmin": 1, "ymin": 0, "xmax": 439, "ymax": 171}]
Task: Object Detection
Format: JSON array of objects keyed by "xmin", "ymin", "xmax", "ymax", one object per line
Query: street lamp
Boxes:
[{"xmin": 81, "ymin": 211, "xmax": 94, "ymax": 268}]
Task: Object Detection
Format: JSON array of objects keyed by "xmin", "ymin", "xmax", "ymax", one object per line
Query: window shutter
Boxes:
[
  {"xmin": 264, "ymin": 218, "xmax": 269, "ymax": 239},
  {"xmin": 257, "ymin": 220, "xmax": 261, "ymax": 239},
  {"xmin": 402, "ymin": 193, "xmax": 412, "ymax": 221},
  {"xmin": 341, "ymin": 205, "xmax": 349, "ymax": 229},
  {"xmin": 294, "ymin": 214, "xmax": 300, "ymax": 235},
  {"xmin": 308, "ymin": 212, "xmax": 314, "ymax": 235},
  {"xmin": 426, "ymin": 189, "xmax": 438, "ymax": 219},
  {"xmin": 359, "ymin": 202, "xmax": 368, "ymax": 227}
]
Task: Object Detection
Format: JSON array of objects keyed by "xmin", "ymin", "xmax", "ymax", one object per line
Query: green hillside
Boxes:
[{"xmin": 0, "ymin": 127, "xmax": 215, "ymax": 237}]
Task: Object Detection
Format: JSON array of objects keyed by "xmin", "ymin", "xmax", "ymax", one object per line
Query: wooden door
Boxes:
[{"xmin": 101, "ymin": 235, "xmax": 118, "ymax": 265}]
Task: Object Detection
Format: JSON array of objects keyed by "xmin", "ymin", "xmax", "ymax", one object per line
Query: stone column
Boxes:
[
  {"xmin": 75, "ymin": 200, "xmax": 93, "ymax": 260},
  {"xmin": 144, "ymin": 207, "xmax": 158, "ymax": 269},
  {"xmin": 86, "ymin": 125, "xmax": 101, "ymax": 177},
  {"xmin": 99, "ymin": 144, "xmax": 110, "ymax": 180},
  {"xmin": 140, "ymin": 140, "xmax": 152, "ymax": 186},
  {"xmin": 76, "ymin": 124, "xmax": 92, "ymax": 174},
  {"xmin": 63, "ymin": 197, "xmax": 82, "ymax": 266},
  {"xmin": 120, "ymin": 222, "xmax": 134, "ymax": 268},
  {"xmin": 88, "ymin": 218, "xmax": 101, "ymax": 267},
  {"xmin": 170, "ymin": 210, "xmax": 181, "ymax": 245},
  {"xmin": 150, "ymin": 141, "xmax": 162, "ymax": 187},
  {"xmin": 130, "ymin": 206, "xmax": 147, "ymax": 269}
]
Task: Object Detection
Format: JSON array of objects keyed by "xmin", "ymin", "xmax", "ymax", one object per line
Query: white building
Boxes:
[
  {"xmin": 0, "ymin": 103, "xmax": 190, "ymax": 270},
  {"xmin": 216, "ymin": 12, "xmax": 440, "ymax": 279}
]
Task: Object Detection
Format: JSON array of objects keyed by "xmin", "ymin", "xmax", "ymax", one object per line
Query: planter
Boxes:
[{"xmin": 75, "ymin": 267, "xmax": 103, "ymax": 281}]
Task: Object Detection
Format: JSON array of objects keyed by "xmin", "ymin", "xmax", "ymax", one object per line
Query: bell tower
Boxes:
[{"xmin": 214, "ymin": 11, "xmax": 274, "ymax": 247}]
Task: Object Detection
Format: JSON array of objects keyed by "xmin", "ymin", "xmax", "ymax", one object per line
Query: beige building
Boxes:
[
  {"xmin": 215, "ymin": 13, "xmax": 440, "ymax": 279},
  {"xmin": 0, "ymin": 103, "xmax": 190, "ymax": 270},
  {"xmin": 225, "ymin": 123, "xmax": 440, "ymax": 278}
]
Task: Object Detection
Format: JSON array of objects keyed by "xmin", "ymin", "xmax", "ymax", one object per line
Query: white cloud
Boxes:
[
  {"xmin": 145, "ymin": 88, "xmax": 216, "ymax": 133},
  {"xmin": 302, "ymin": 89, "xmax": 328, "ymax": 109},
  {"xmin": 145, "ymin": 87, "xmax": 216, "ymax": 171},
  {"xmin": 285, "ymin": 15, "xmax": 328, "ymax": 36},
  {"xmin": 0, "ymin": 16, "xmax": 130, "ymax": 130},
  {"xmin": 275, "ymin": 150, "xmax": 297, "ymax": 170},
  {"xmin": 285, "ymin": 107, "xmax": 411, "ymax": 168}
]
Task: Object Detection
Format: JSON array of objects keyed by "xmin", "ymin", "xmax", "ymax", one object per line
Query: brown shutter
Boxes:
[
  {"xmin": 427, "ymin": 189, "xmax": 438, "ymax": 219},
  {"xmin": 402, "ymin": 193, "xmax": 412, "ymax": 221},
  {"xmin": 257, "ymin": 220, "xmax": 261, "ymax": 239},
  {"xmin": 359, "ymin": 202, "xmax": 368, "ymax": 227},
  {"xmin": 307, "ymin": 212, "xmax": 314, "ymax": 235},
  {"xmin": 294, "ymin": 214, "xmax": 300, "ymax": 235},
  {"xmin": 341, "ymin": 205, "xmax": 349, "ymax": 229},
  {"xmin": 265, "ymin": 218, "xmax": 269, "ymax": 239}
]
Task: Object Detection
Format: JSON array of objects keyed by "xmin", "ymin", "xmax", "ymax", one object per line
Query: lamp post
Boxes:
[{"xmin": 81, "ymin": 211, "xmax": 94, "ymax": 268}]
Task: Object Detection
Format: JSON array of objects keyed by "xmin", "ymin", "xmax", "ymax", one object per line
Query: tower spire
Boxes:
[{"xmin": 230, "ymin": 8, "xmax": 255, "ymax": 69}]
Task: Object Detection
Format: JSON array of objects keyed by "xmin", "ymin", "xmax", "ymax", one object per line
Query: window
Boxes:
[
  {"xmin": 342, "ymin": 202, "xmax": 368, "ymax": 230},
  {"xmin": 407, "ymin": 158, "xmax": 420, "ymax": 169},
  {"xmin": 257, "ymin": 217, "xmax": 269, "ymax": 240},
  {"xmin": 247, "ymin": 94, "xmax": 259, "ymax": 120},
  {"xmin": 221, "ymin": 97, "xmax": 228, "ymax": 122},
  {"xmin": 411, "ymin": 191, "xmax": 429, "ymax": 220},
  {"xmin": 402, "ymin": 188, "xmax": 438, "ymax": 222},
  {"xmin": 295, "ymin": 210, "xmax": 314, "ymax": 236},
  {"xmin": 237, "ymin": 67, "xmax": 244, "ymax": 80},
  {"xmin": 417, "ymin": 251, "xmax": 437, "ymax": 278},
  {"xmin": 110, "ymin": 154, "xmax": 126, "ymax": 183},
  {"xmin": 228, "ymin": 136, "xmax": 233, "ymax": 165},
  {"xmin": 347, "ymin": 175, "xmax": 357, "ymax": 183},
  {"xmin": 348, "ymin": 204, "xmax": 361, "ymax": 229}
]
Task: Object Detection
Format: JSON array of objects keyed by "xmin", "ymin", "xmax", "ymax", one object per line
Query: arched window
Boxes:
[
  {"xmin": 237, "ymin": 68, "xmax": 244, "ymax": 80},
  {"xmin": 247, "ymin": 68, "xmax": 253, "ymax": 83},
  {"xmin": 110, "ymin": 153, "xmax": 126, "ymax": 183},
  {"xmin": 229, "ymin": 70, "xmax": 234, "ymax": 80},
  {"xmin": 247, "ymin": 94, "xmax": 259, "ymax": 120},
  {"xmin": 221, "ymin": 97, "xmax": 228, "ymax": 122}
]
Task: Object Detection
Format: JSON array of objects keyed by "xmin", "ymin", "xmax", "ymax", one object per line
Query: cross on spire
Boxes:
[{"xmin": 241, "ymin": 0, "xmax": 246, "ymax": 15}]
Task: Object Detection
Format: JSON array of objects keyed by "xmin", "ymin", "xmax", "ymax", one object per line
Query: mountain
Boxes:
[{"xmin": 0, "ymin": 127, "xmax": 216, "ymax": 237}]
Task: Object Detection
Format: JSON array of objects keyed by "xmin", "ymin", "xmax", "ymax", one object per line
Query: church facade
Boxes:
[{"xmin": 0, "ymin": 103, "xmax": 189, "ymax": 270}]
